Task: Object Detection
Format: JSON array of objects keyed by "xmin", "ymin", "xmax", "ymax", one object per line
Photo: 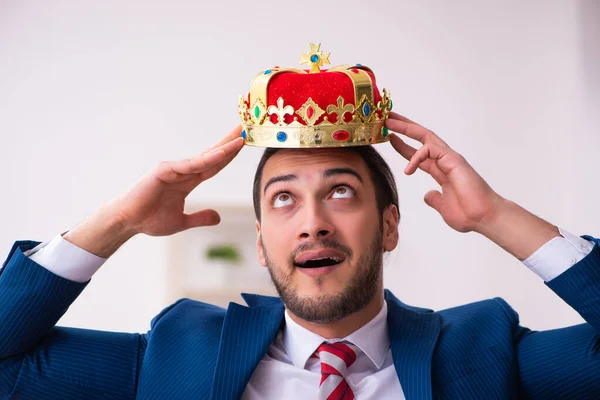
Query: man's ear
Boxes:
[
  {"xmin": 256, "ymin": 220, "xmax": 267, "ymax": 267},
  {"xmin": 382, "ymin": 205, "xmax": 400, "ymax": 252}
]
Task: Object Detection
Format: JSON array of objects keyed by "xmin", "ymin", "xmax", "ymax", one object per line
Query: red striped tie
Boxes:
[{"xmin": 315, "ymin": 342, "xmax": 359, "ymax": 400}]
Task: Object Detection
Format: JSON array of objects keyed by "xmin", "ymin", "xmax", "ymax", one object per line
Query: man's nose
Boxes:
[{"xmin": 298, "ymin": 202, "xmax": 335, "ymax": 240}]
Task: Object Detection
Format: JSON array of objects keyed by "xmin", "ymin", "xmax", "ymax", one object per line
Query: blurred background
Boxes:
[{"xmin": 0, "ymin": 0, "xmax": 598, "ymax": 333}]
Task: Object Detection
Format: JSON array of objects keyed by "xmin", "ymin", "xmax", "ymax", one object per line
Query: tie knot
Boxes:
[
  {"xmin": 316, "ymin": 342, "xmax": 359, "ymax": 400},
  {"xmin": 316, "ymin": 342, "xmax": 359, "ymax": 374}
]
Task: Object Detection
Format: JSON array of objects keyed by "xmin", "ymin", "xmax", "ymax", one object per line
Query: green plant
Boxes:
[{"xmin": 205, "ymin": 244, "xmax": 242, "ymax": 263}]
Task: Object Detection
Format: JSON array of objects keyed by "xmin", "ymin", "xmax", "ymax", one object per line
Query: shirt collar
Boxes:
[{"xmin": 282, "ymin": 301, "xmax": 390, "ymax": 369}]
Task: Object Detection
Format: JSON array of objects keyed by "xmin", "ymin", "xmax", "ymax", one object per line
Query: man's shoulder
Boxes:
[
  {"xmin": 437, "ymin": 297, "xmax": 516, "ymax": 320},
  {"xmin": 149, "ymin": 293, "xmax": 283, "ymax": 330},
  {"xmin": 149, "ymin": 298, "xmax": 228, "ymax": 331},
  {"xmin": 428, "ymin": 298, "xmax": 520, "ymax": 385},
  {"xmin": 435, "ymin": 297, "xmax": 518, "ymax": 328},
  {"xmin": 385, "ymin": 290, "xmax": 518, "ymax": 326},
  {"xmin": 169, "ymin": 297, "xmax": 228, "ymax": 312},
  {"xmin": 391, "ymin": 294, "xmax": 519, "ymax": 332},
  {"xmin": 432, "ymin": 297, "xmax": 519, "ymax": 352}
]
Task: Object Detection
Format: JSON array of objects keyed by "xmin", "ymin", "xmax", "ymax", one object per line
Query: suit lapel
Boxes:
[
  {"xmin": 210, "ymin": 294, "xmax": 284, "ymax": 400},
  {"xmin": 385, "ymin": 290, "xmax": 441, "ymax": 400}
]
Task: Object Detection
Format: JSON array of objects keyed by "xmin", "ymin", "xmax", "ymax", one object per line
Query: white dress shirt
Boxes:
[{"xmin": 23, "ymin": 228, "xmax": 595, "ymax": 398}]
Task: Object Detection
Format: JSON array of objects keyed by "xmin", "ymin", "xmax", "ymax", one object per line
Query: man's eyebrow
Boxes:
[
  {"xmin": 323, "ymin": 168, "xmax": 363, "ymax": 183},
  {"xmin": 263, "ymin": 174, "xmax": 297, "ymax": 195}
]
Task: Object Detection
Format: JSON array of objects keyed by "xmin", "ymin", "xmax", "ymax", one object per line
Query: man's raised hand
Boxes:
[
  {"xmin": 385, "ymin": 113, "xmax": 504, "ymax": 234},
  {"xmin": 63, "ymin": 126, "xmax": 244, "ymax": 257}
]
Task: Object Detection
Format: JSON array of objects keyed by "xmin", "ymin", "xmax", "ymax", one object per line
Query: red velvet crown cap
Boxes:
[{"xmin": 266, "ymin": 68, "xmax": 384, "ymax": 125}]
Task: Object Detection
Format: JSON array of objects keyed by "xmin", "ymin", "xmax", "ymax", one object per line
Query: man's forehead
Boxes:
[{"xmin": 263, "ymin": 148, "xmax": 364, "ymax": 176}]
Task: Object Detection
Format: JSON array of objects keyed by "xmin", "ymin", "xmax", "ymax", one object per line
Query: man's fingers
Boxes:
[
  {"xmin": 405, "ymin": 143, "xmax": 449, "ymax": 175},
  {"xmin": 196, "ymin": 136, "xmax": 244, "ymax": 170},
  {"xmin": 183, "ymin": 209, "xmax": 221, "ymax": 229},
  {"xmin": 424, "ymin": 190, "xmax": 443, "ymax": 213},
  {"xmin": 197, "ymin": 145, "xmax": 243, "ymax": 182},
  {"xmin": 386, "ymin": 113, "xmax": 448, "ymax": 147},
  {"xmin": 204, "ymin": 125, "xmax": 243, "ymax": 154},
  {"xmin": 390, "ymin": 133, "xmax": 417, "ymax": 161},
  {"xmin": 388, "ymin": 112, "xmax": 420, "ymax": 126},
  {"xmin": 391, "ymin": 133, "xmax": 434, "ymax": 175},
  {"xmin": 170, "ymin": 137, "xmax": 244, "ymax": 176},
  {"xmin": 165, "ymin": 153, "xmax": 224, "ymax": 177},
  {"xmin": 405, "ymin": 144, "xmax": 432, "ymax": 175},
  {"xmin": 386, "ymin": 118, "xmax": 429, "ymax": 144},
  {"xmin": 390, "ymin": 134, "xmax": 448, "ymax": 184}
]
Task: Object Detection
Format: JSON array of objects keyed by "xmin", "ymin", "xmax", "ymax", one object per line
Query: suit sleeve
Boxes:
[
  {"xmin": 0, "ymin": 241, "xmax": 149, "ymax": 400},
  {"xmin": 500, "ymin": 236, "xmax": 600, "ymax": 399}
]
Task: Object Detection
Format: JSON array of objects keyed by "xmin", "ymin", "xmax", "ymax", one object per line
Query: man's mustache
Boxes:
[{"xmin": 290, "ymin": 238, "xmax": 353, "ymax": 261}]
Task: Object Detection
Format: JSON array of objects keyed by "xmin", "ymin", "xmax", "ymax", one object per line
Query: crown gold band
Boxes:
[{"xmin": 243, "ymin": 120, "xmax": 388, "ymax": 148}]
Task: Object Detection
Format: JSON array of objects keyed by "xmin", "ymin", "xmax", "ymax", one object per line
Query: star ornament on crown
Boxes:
[{"xmin": 238, "ymin": 43, "xmax": 393, "ymax": 148}]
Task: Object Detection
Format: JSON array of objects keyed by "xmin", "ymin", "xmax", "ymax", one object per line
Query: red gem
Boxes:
[
  {"xmin": 332, "ymin": 130, "xmax": 350, "ymax": 141},
  {"xmin": 351, "ymin": 69, "xmax": 360, "ymax": 74},
  {"xmin": 307, "ymin": 106, "xmax": 314, "ymax": 119}
]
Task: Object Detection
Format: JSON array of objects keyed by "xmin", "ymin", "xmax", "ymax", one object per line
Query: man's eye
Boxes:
[
  {"xmin": 273, "ymin": 193, "xmax": 294, "ymax": 208},
  {"xmin": 331, "ymin": 186, "xmax": 354, "ymax": 199}
]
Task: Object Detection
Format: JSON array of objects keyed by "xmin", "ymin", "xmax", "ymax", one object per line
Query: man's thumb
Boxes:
[
  {"xmin": 424, "ymin": 190, "xmax": 443, "ymax": 213},
  {"xmin": 183, "ymin": 209, "xmax": 221, "ymax": 229}
]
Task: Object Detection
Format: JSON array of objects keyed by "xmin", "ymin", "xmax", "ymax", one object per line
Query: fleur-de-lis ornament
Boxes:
[
  {"xmin": 327, "ymin": 96, "xmax": 355, "ymax": 125},
  {"xmin": 268, "ymin": 97, "xmax": 294, "ymax": 126}
]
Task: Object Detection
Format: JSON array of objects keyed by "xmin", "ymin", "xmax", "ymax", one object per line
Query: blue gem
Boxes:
[
  {"xmin": 276, "ymin": 131, "xmax": 287, "ymax": 142},
  {"xmin": 310, "ymin": 54, "xmax": 319, "ymax": 63},
  {"xmin": 355, "ymin": 63, "xmax": 362, "ymax": 66},
  {"xmin": 264, "ymin": 69, "xmax": 272, "ymax": 75},
  {"xmin": 241, "ymin": 130, "xmax": 247, "ymax": 140},
  {"xmin": 363, "ymin": 103, "xmax": 371, "ymax": 116}
]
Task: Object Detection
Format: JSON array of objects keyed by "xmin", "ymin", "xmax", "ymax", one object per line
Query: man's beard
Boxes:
[{"xmin": 264, "ymin": 232, "xmax": 383, "ymax": 324}]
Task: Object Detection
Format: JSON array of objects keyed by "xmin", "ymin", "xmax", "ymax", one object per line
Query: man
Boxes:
[{"xmin": 1, "ymin": 112, "xmax": 599, "ymax": 399}]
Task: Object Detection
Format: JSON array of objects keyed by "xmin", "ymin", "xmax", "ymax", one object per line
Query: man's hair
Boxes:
[{"xmin": 252, "ymin": 146, "xmax": 399, "ymax": 222}]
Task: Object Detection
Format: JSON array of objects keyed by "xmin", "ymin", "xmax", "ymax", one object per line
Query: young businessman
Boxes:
[{"xmin": 1, "ymin": 113, "xmax": 599, "ymax": 399}]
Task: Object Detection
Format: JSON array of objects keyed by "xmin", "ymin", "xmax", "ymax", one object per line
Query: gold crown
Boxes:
[{"xmin": 238, "ymin": 44, "xmax": 392, "ymax": 148}]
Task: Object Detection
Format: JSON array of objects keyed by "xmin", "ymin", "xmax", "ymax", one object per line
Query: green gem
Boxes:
[
  {"xmin": 389, "ymin": 99, "xmax": 393, "ymax": 110},
  {"xmin": 254, "ymin": 105, "xmax": 260, "ymax": 119},
  {"xmin": 382, "ymin": 126, "xmax": 389, "ymax": 137}
]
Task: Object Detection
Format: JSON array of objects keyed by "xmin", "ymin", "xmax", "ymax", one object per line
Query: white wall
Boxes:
[{"xmin": 0, "ymin": 0, "xmax": 598, "ymax": 333}]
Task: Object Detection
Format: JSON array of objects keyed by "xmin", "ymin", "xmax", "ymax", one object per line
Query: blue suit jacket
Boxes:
[{"xmin": 1, "ymin": 238, "xmax": 600, "ymax": 400}]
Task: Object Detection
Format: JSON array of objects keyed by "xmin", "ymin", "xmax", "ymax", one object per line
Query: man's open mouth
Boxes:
[
  {"xmin": 293, "ymin": 249, "xmax": 346, "ymax": 269},
  {"xmin": 294, "ymin": 257, "xmax": 344, "ymax": 269}
]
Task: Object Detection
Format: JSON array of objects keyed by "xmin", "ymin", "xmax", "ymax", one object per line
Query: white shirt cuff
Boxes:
[
  {"xmin": 524, "ymin": 227, "xmax": 595, "ymax": 282},
  {"xmin": 26, "ymin": 234, "xmax": 107, "ymax": 283}
]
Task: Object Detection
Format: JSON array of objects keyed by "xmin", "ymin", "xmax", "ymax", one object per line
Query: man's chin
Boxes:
[
  {"xmin": 274, "ymin": 274, "xmax": 379, "ymax": 325},
  {"xmin": 294, "ymin": 288, "xmax": 344, "ymax": 301},
  {"xmin": 292, "ymin": 274, "xmax": 349, "ymax": 294}
]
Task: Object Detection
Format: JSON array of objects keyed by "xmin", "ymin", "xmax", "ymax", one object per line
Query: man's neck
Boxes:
[{"xmin": 286, "ymin": 291, "xmax": 385, "ymax": 339}]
